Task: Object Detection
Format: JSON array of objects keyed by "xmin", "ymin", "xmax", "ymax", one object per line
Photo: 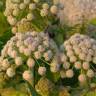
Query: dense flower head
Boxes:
[
  {"xmin": 60, "ymin": 33, "xmax": 96, "ymax": 84},
  {"xmin": 0, "ymin": 31, "xmax": 59, "ymax": 82},
  {"xmin": 4, "ymin": 0, "xmax": 59, "ymax": 33}
]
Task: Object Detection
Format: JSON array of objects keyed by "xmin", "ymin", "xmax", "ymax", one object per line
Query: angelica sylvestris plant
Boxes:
[
  {"xmin": 60, "ymin": 33, "xmax": 96, "ymax": 86},
  {"xmin": 4, "ymin": 0, "xmax": 61, "ymax": 33},
  {"xmin": 0, "ymin": 31, "xmax": 60, "ymax": 95}
]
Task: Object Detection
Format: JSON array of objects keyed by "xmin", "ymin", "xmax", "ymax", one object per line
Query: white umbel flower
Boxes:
[
  {"xmin": 66, "ymin": 69, "xmax": 74, "ymax": 78},
  {"xmin": 87, "ymin": 69, "xmax": 94, "ymax": 78},
  {"xmin": 24, "ymin": 0, "xmax": 30, "ymax": 4},
  {"xmin": 42, "ymin": 3, "xmax": 49, "ymax": 9},
  {"xmin": 78, "ymin": 74, "xmax": 86, "ymax": 83},
  {"xmin": 27, "ymin": 13, "xmax": 34, "ymax": 21},
  {"xmin": 38, "ymin": 67, "xmax": 46, "ymax": 76},
  {"xmin": 50, "ymin": 5, "xmax": 58, "ymax": 14},
  {"xmin": 29, "ymin": 3, "xmax": 36, "ymax": 10},
  {"xmin": 6, "ymin": 68, "xmax": 15, "ymax": 77},
  {"xmin": 15, "ymin": 57, "xmax": 22, "ymax": 66},
  {"xmin": 2, "ymin": 59, "xmax": 10, "ymax": 69},
  {"xmin": 27, "ymin": 58, "xmax": 35, "ymax": 68},
  {"xmin": 23, "ymin": 70, "xmax": 33, "ymax": 81}
]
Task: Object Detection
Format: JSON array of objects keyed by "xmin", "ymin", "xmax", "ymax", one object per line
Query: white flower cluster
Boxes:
[
  {"xmin": 4, "ymin": 0, "xmax": 59, "ymax": 33},
  {"xmin": 59, "ymin": 0, "xmax": 96, "ymax": 26},
  {"xmin": 0, "ymin": 31, "xmax": 59, "ymax": 82},
  {"xmin": 60, "ymin": 33, "xmax": 96, "ymax": 83}
]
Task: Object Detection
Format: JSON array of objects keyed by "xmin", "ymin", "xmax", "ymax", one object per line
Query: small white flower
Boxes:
[
  {"xmin": 19, "ymin": 3, "xmax": 26, "ymax": 9},
  {"xmin": 2, "ymin": 59, "xmax": 10, "ymax": 69},
  {"xmin": 8, "ymin": 17, "xmax": 17, "ymax": 26},
  {"xmin": 63, "ymin": 62, "xmax": 70, "ymax": 69},
  {"xmin": 38, "ymin": 67, "xmax": 46, "ymax": 76},
  {"xmin": 23, "ymin": 70, "xmax": 33, "ymax": 81},
  {"xmin": 24, "ymin": 48, "xmax": 31, "ymax": 56},
  {"xmin": 42, "ymin": 3, "xmax": 49, "ymax": 9},
  {"xmin": 29, "ymin": 3, "xmax": 36, "ymax": 10},
  {"xmin": 38, "ymin": 45, "xmax": 45, "ymax": 52},
  {"xmin": 79, "ymin": 53, "xmax": 86, "ymax": 61},
  {"xmin": 12, "ymin": 27, "xmax": 17, "ymax": 34},
  {"xmin": 27, "ymin": 58, "xmax": 35, "ymax": 68},
  {"xmin": 50, "ymin": 64, "xmax": 60, "ymax": 73},
  {"xmin": 78, "ymin": 74, "xmax": 86, "ymax": 83},
  {"xmin": 87, "ymin": 69, "xmax": 94, "ymax": 78},
  {"xmin": 19, "ymin": 45, "xmax": 25, "ymax": 53},
  {"xmin": 43, "ymin": 50, "xmax": 53, "ymax": 61},
  {"xmin": 82, "ymin": 62, "xmax": 90, "ymax": 70},
  {"xmin": 11, "ymin": 50, "xmax": 18, "ymax": 58},
  {"xmin": 15, "ymin": 57, "xmax": 22, "ymax": 66},
  {"xmin": 70, "ymin": 55, "xmax": 77, "ymax": 63},
  {"xmin": 50, "ymin": 5, "xmax": 58, "ymax": 14},
  {"xmin": 60, "ymin": 70, "xmax": 66, "ymax": 78},
  {"xmin": 40, "ymin": 9, "xmax": 48, "ymax": 17},
  {"xmin": 74, "ymin": 61, "xmax": 81, "ymax": 69},
  {"xmin": 60, "ymin": 54, "xmax": 67, "ymax": 62},
  {"xmin": 34, "ymin": 51, "xmax": 41, "ymax": 59},
  {"xmin": 27, "ymin": 13, "xmax": 34, "ymax": 21},
  {"xmin": 66, "ymin": 50, "xmax": 74, "ymax": 57},
  {"xmin": 6, "ymin": 68, "xmax": 15, "ymax": 78},
  {"xmin": 66, "ymin": 69, "xmax": 74, "ymax": 78},
  {"xmin": 13, "ymin": 9, "xmax": 19, "ymax": 16}
]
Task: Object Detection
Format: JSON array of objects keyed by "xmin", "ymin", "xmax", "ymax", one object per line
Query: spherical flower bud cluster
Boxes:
[
  {"xmin": 0, "ymin": 31, "xmax": 58, "ymax": 82},
  {"xmin": 60, "ymin": 33, "xmax": 96, "ymax": 83},
  {"xmin": 5, "ymin": 0, "xmax": 59, "ymax": 33}
]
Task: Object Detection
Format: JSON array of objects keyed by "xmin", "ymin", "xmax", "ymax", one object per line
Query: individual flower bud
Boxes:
[
  {"xmin": 27, "ymin": 58, "xmax": 35, "ymax": 68},
  {"xmin": 63, "ymin": 62, "xmax": 70, "ymax": 70},
  {"xmin": 65, "ymin": 45, "xmax": 72, "ymax": 51},
  {"xmin": 82, "ymin": 62, "xmax": 90, "ymax": 70},
  {"xmin": 24, "ymin": 0, "xmax": 30, "ymax": 4},
  {"xmin": 50, "ymin": 5, "xmax": 58, "ymax": 14},
  {"xmin": 38, "ymin": 45, "xmax": 45, "ymax": 52},
  {"xmin": 66, "ymin": 69, "xmax": 74, "ymax": 78},
  {"xmin": 2, "ymin": 59, "xmax": 10, "ymax": 69},
  {"xmin": 74, "ymin": 47, "xmax": 81, "ymax": 55},
  {"xmin": 24, "ymin": 48, "xmax": 31, "ymax": 56},
  {"xmin": 15, "ymin": 57, "xmax": 22, "ymax": 66},
  {"xmin": 60, "ymin": 70, "xmax": 66, "ymax": 78},
  {"xmin": 79, "ymin": 53, "xmax": 86, "ymax": 61},
  {"xmin": 34, "ymin": 51, "xmax": 41, "ymax": 59},
  {"xmin": 8, "ymin": 17, "xmax": 17, "ymax": 26},
  {"xmin": 74, "ymin": 61, "xmax": 81, "ymax": 69},
  {"xmin": 44, "ymin": 50, "xmax": 53, "ymax": 61},
  {"xmin": 38, "ymin": 67, "xmax": 46, "ymax": 76},
  {"xmin": 85, "ymin": 55, "xmax": 92, "ymax": 62},
  {"xmin": 19, "ymin": 45, "xmax": 25, "ymax": 53},
  {"xmin": 12, "ymin": 27, "xmax": 17, "ymax": 34},
  {"xmin": 40, "ymin": 9, "xmax": 48, "ymax": 17},
  {"xmin": 23, "ymin": 70, "xmax": 33, "ymax": 81},
  {"xmin": 27, "ymin": 13, "xmax": 34, "ymax": 21},
  {"xmin": 70, "ymin": 55, "xmax": 77, "ymax": 63},
  {"xmin": 60, "ymin": 54, "xmax": 67, "ymax": 62},
  {"xmin": 19, "ymin": 3, "xmax": 26, "ymax": 9},
  {"xmin": 13, "ymin": 9, "xmax": 19, "ymax": 16},
  {"xmin": 78, "ymin": 74, "xmax": 86, "ymax": 83},
  {"xmin": 42, "ymin": 3, "xmax": 49, "ymax": 9},
  {"xmin": 67, "ymin": 50, "xmax": 74, "ymax": 57},
  {"xmin": 87, "ymin": 69, "xmax": 94, "ymax": 78},
  {"xmin": 11, "ymin": 50, "xmax": 17, "ymax": 58},
  {"xmin": 29, "ymin": 3, "xmax": 36, "ymax": 10},
  {"xmin": 6, "ymin": 68, "xmax": 15, "ymax": 78}
]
